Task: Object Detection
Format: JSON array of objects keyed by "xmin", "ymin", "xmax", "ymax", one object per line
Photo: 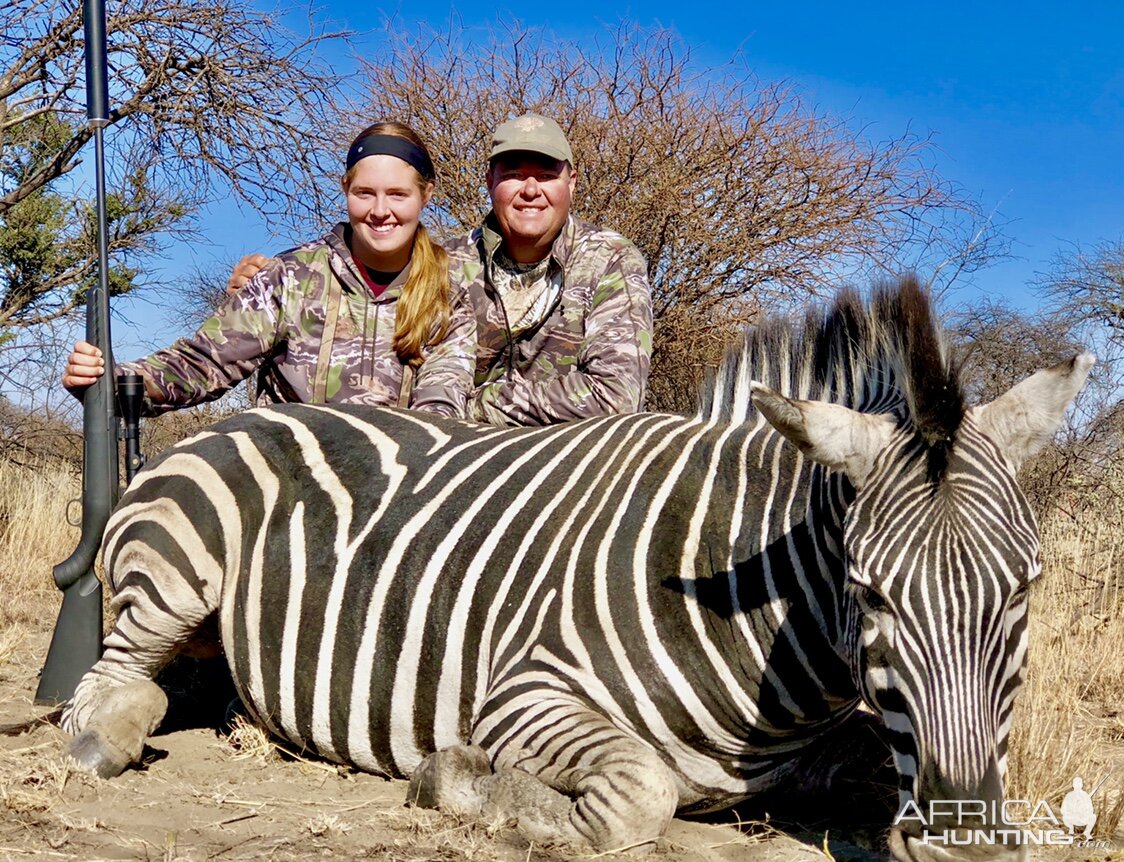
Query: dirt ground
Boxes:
[
  {"xmin": 0, "ymin": 629, "xmax": 1118, "ymax": 862},
  {"xmin": 1, "ymin": 628, "xmax": 898, "ymax": 862}
]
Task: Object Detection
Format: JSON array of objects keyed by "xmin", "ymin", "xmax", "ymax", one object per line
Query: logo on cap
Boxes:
[{"xmin": 513, "ymin": 116, "xmax": 546, "ymax": 132}]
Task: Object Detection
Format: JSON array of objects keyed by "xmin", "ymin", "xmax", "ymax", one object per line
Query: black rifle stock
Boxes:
[{"xmin": 35, "ymin": 0, "xmax": 117, "ymax": 706}]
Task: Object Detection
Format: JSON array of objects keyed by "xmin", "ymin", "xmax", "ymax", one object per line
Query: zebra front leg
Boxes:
[
  {"xmin": 509, "ymin": 727, "xmax": 679, "ymax": 852},
  {"xmin": 62, "ymin": 531, "xmax": 222, "ymax": 777},
  {"xmin": 410, "ymin": 704, "xmax": 679, "ymax": 852}
]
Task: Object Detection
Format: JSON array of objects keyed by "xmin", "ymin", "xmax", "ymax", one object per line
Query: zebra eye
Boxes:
[{"xmin": 858, "ymin": 585, "xmax": 889, "ymax": 612}]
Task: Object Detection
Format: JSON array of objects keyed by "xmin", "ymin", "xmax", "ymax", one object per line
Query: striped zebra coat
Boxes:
[{"xmin": 63, "ymin": 279, "xmax": 1091, "ymax": 860}]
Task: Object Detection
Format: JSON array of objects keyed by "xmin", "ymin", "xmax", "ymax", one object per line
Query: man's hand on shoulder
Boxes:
[{"xmin": 227, "ymin": 254, "xmax": 269, "ymax": 296}]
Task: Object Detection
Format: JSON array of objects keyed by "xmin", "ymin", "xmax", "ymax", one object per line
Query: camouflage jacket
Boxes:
[
  {"xmin": 445, "ymin": 214, "xmax": 653, "ymax": 426},
  {"xmin": 122, "ymin": 224, "xmax": 476, "ymax": 419}
]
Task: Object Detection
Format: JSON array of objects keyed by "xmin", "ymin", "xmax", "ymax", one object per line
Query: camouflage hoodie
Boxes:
[
  {"xmin": 446, "ymin": 214, "xmax": 653, "ymax": 426},
  {"xmin": 122, "ymin": 224, "xmax": 476, "ymax": 419}
]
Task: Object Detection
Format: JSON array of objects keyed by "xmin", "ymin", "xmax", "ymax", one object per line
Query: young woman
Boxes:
[{"xmin": 62, "ymin": 122, "xmax": 475, "ymax": 418}]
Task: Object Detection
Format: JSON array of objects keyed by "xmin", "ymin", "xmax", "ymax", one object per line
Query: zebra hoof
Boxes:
[
  {"xmin": 66, "ymin": 680, "xmax": 168, "ymax": 778},
  {"xmin": 68, "ymin": 727, "xmax": 136, "ymax": 779},
  {"xmin": 407, "ymin": 744, "xmax": 492, "ymax": 815}
]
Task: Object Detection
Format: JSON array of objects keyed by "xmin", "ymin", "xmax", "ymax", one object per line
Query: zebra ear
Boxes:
[
  {"xmin": 970, "ymin": 352, "xmax": 1095, "ymax": 471},
  {"xmin": 750, "ymin": 382, "xmax": 898, "ymax": 488}
]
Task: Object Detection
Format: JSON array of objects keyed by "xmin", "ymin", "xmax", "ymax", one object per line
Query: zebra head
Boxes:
[{"xmin": 751, "ymin": 352, "xmax": 1094, "ymax": 862}]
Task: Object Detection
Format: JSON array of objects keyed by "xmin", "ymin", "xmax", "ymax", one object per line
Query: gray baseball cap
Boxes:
[{"xmin": 490, "ymin": 114, "xmax": 574, "ymax": 164}]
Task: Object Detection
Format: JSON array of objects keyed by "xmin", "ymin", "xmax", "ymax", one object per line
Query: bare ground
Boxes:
[{"xmin": 0, "ymin": 629, "xmax": 902, "ymax": 862}]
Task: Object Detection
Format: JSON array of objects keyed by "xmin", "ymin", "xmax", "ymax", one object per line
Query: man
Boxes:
[
  {"xmin": 450, "ymin": 113, "xmax": 652, "ymax": 425},
  {"xmin": 229, "ymin": 114, "xmax": 653, "ymax": 426}
]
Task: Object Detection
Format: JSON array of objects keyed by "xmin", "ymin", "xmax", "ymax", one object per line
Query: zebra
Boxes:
[{"xmin": 61, "ymin": 278, "xmax": 1091, "ymax": 860}]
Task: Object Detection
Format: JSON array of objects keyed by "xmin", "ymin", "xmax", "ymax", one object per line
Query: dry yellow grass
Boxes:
[
  {"xmin": 1006, "ymin": 500, "xmax": 1124, "ymax": 838},
  {"xmin": 223, "ymin": 713, "xmax": 278, "ymax": 763},
  {"xmin": 0, "ymin": 456, "xmax": 76, "ymax": 627}
]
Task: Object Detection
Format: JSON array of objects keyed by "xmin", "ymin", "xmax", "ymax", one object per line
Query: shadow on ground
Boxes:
[{"xmin": 685, "ymin": 710, "xmax": 899, "ymax": 861}]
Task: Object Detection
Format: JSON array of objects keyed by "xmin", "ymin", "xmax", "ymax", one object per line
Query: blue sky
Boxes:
[{"xmin": 118, "ymin": 0, "xmax": 1124, "ymax": 351}]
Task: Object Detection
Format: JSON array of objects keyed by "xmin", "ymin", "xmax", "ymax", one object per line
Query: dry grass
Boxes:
[
  {"xmin": 368, "ymin": 806, "xmax": 545, "ymax": 861},
  {"xmin": 223, "ymin": 714, "xmax": 278, "ymax": 764},
  {"xmin": 0, "ymin": 744, "xmax": 76, "ymax": 817},
  {"xmin": 0, "ymin": 624, "xmax": 27, "ymax": 665},
  {"xmin": 0, "ymin": 457, "xmax": 76, "ymax": 627},
  {"xmin": 1006, "ymin": 498, "xmax": 1124, "ymax": 838}
]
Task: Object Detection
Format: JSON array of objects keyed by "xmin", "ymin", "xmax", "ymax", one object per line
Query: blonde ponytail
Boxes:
[{"xmin": 394, "ymin": 224, "xmax": 450, "ymax": 367}]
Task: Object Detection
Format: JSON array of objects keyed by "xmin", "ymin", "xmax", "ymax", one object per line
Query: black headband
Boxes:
[{"xmin": 345, "ymin": 134, "xmax": 435, "ymax": 180}]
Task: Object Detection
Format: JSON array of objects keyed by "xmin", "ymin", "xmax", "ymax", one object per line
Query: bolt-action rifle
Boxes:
[{"xmin": 35, "ymin": 0, "xmax": 144, "ymax": 706}]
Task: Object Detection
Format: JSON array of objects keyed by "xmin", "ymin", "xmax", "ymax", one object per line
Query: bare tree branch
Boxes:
[
  {"xmin": 358, "ymin": 20, "xmax": 1006, "ymax": 408},
  {"xmin": 0, "ymin": 0, "xmax": 354, "ymax": 331},
  {"xmin": 1038, "ymin": 236, "xmax": 1124, "ymax": 348}
]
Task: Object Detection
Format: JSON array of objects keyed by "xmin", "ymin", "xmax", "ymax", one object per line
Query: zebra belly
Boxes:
[
  {"xmin": 205, "ymin": 404, "xmax": 616, "ymax": 777},
  {"xmin": 210, "ymin": 419, "xmax": 502, "ymax": 777},
  {"xmin": 127, "ymin": 404, "xmax": 855, "ymax": 803}
]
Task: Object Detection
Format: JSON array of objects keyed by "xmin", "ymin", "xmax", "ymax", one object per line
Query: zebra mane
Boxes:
[{"xmin": 696, "ymin": 276, "xmax": 965, "ymax": 476}]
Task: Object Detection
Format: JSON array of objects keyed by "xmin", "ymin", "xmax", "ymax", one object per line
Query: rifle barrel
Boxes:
[{"xmin": 35, "ymin": 0, "xmax": 117, "ymax": 705}]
